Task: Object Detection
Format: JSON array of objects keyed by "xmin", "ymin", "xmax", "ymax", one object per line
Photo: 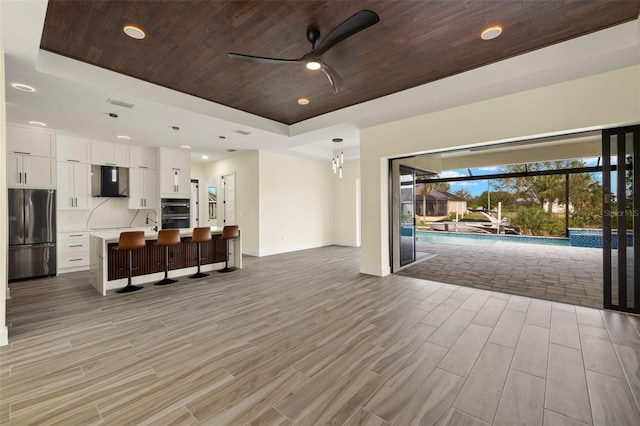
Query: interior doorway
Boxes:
[
  {"xmin": 190, "ymin": 179, "xmax": 199, "ymax": 227},
  {"xmin": 221, "ymin": 172, "xmax": 236, "ymax": 226}
]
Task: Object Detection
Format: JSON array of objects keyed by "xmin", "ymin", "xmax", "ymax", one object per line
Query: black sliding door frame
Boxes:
[{"xmin": 602, "ymin": 125, "xmax": 640, "ymax": 314}]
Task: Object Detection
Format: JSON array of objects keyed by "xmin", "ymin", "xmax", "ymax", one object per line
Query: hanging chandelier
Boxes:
[{"xmin": 332, "ymin": 138, "xmax": 344, "ymax": 178}]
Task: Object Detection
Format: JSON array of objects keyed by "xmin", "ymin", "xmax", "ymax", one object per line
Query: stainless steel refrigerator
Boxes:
[{"xmin": 8, "ymin": 189, "xmax": 56, "ymax": 281}]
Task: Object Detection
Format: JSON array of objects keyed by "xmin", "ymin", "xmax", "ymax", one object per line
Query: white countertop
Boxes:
[{"xmin": 90, "ymin": 226, "xmax": 226, "ymax": 242}]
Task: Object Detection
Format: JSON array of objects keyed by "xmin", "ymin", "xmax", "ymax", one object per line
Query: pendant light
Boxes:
[
  {"xmin": 109, "ymin": 113, "xmax": 118, "ymax": 182},
  {"xmin": 332, "ymin": 138, "xmax": 344, "ymax": 178}
]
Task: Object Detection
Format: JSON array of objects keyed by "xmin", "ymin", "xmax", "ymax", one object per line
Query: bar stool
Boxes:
[
  {"xmin": 113, "ymin": 231, "xmax": 146, "ymax": 293},
  {"xmin": 155, "ymin": 229, "xmax": 181, "ymax": 285},
  {"xmin": 218, "ymin": 225, "xmax": 239, "ymax": 273},
  {"xmin": 189, "ymin": 227, "xmax": 212, "ymax": 278}
]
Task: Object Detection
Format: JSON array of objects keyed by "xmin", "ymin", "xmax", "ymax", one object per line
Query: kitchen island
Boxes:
[{"xmin": 89, "ymin": 226, "xmax": 241, "ymax": 295}]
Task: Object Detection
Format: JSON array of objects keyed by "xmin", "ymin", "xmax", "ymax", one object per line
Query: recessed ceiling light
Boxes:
[
  {"xmin": 180, "ymin": 145, "xmax": 192, "ymax": 149},
  {"xmin": 12, "ymin": 83, "xmax": 36, "ymax": 92},
  {"xmin": 117, "ymin": 135, "xmax": 130, "ymax": 140},
  {"xmin": 481, "ymin": 26, "xmax": 502, "ymax": 40},
  {"xmin": 29, "ymin": 121, "xmax": 47, "ymax": 127},
  {"xmin": 123, "ymin": 25, "xmax": 145, "ymax": 40},
  {"xmin": 305, "ymin": 59, "xmax": 322, "ymax": 70},
  {"xmin": 298, "ymin": 97, "xmax": 310, "ymax": 105},
  {"xmin": 201, "ymin": 155, "xmax": 209, "ymax": 160}
]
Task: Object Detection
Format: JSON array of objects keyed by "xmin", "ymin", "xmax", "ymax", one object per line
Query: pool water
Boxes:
[{"xmin": 415, "ymin": 231, "xmax": 570, "ymax": 247}]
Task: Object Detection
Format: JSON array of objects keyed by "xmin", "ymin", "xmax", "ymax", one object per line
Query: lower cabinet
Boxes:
[{"xmin": 58, "ymin": 232, "xmax": 90, "ymax": 273}]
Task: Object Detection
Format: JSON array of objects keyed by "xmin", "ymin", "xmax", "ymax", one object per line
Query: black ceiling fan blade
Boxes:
[
  {"xmin": 228, "ymin": 52, "xmax": 303, "ymax": 65},
  {"xmin": 321, "ymin": 63, "xmax": 345, "ymax": 94},
  {"xmin": 312, "ymin": 10, "xmax": 380, "ymax": 57}
]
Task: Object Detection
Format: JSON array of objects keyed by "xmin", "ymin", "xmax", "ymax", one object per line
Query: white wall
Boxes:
[
  {"xmin": 258, "ymin": 150, "xmax": 333, "ymax": 256},
  {"xmin": 360, "ymin": 65, "xmax": 640, "ymax": 276},
  {"xmin": 201, "ymin": 151, "xmax": 260, "ymax": 254},
  {"xmin": 333, "ymin": 159, "xmax": 360, "ymax": 247},
  {"xmin": 1, "ymin": 46, "xmax": 9, "ymax": 346}
]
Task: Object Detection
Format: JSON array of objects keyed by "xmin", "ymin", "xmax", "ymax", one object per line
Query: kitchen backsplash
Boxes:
[{"xmin": 57, "ymin": 198, "xmax": 152, "ymax": 232}]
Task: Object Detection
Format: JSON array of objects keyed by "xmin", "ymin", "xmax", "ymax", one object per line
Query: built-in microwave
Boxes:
[{"xmin": 161, "ymin": 198, "xmax": 190, "ymax": 229}]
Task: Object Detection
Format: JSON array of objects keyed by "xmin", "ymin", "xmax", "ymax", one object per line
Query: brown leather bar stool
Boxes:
[
  {"xmin": 113, "ymin": 231, "xmax": 146, "ymax": 293},
  {"xmin": 155, "ymin": 229, "xmax": 181, "ymax": 285},
  {"xmin": 218, "ymin": 225, "xmax": 239, "ymax": 273},
  {"xmin": 189, "ymin": 227, "xmax": 212, "ymax": 278}
]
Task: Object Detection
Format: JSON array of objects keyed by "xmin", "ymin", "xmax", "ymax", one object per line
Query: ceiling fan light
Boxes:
[{"xmin": 305, "ymin": 60, "xmax": 322, "ymax": 71}]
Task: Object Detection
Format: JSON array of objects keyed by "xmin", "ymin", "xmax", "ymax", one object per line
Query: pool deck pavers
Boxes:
[{"xmin": 398, "ymin": 240, "xmax": 604, "ymax": 308}]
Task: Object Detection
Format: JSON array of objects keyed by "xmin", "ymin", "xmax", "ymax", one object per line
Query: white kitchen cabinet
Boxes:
[
  {"xmin": 159, "ymin": 147, "xmax": 190, "ymax": 171},
  {"xmin": 91, "ymin": 140, "xmax": 130, "ymax": 167},
  {"xmin": 57, "ymin": 162, "xmax": 91, "ymax": 209},
  {"xmin": 160, "ymin": 169, "xmax": 190, "ymax": 198},
  {"xmin": 129, "ymin": 168, "xmax": 157, "ymax": 209},
  {"xmin": 57, "ymin": 232, "xmax": 90, "ymax": 273},
  {"xmin": 57, "ymin": 135, "xmax": 91, "ymax": 163},
  {"xmin": 7, "ymin": 154, "xmax": 56, "ymax": 189},
  {"xmin": 7, "ymin": 125, "xmax": 56, "ymax": 157},
  {"xmin": 130, "ymin": 146, "xmax": 157, "ymax": 169}
]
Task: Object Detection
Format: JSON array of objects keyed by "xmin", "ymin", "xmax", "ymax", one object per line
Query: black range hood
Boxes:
[{"xmin": 94, "ymin": 165, "xmax": 128, "ymax": 197}]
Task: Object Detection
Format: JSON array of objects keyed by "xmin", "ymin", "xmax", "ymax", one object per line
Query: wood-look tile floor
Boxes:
[{"xmin": 2, "ymin": 246, "xmax": 640, "ymax": 425}]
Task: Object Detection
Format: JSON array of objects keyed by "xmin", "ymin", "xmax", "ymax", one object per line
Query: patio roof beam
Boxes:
[{"xmin": 417, "ymin": 164, "xmax": 619, "ymax": 184}]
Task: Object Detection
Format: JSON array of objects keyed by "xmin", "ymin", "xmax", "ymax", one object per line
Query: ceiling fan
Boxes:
[{"xmin": 228, "ymin": 10, "xmax": 380, "ymax": 94}]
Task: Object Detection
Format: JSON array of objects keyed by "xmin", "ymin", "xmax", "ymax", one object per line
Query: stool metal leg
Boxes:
[
  {"xmin": 116, "ymin": 250, "xmax": 143, "ymax": 293},
  {"xmin": 218, "ymin": 239, "xmax": 236, "ymax": 273},
  {"xmin": 190, "ymin": 242, "xmax": 209, "ymax": 278},
  {"xmin": 155, "ymin": 246, "xmax": 178, "ymax": 285}
]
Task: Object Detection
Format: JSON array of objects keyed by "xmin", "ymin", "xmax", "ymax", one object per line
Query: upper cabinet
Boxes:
[
  {"xmin": 7, "ymin": 125, "xmax": 56, "ymax": 189},
  {"xmin": 57, "ymin": 135, "xmax": 91, "ymax": 163},
  {"xmin": 7, "ymin": 154, "xmax": 56, "ymax": 189},
  {"xmin": 91, "ymin": 140, "xmax": 129, "ymax": 167},
  {"xmin": 7, "ymin": 125, "xmax": 56, "ymax": 157},
  {"xmin": 130, "ymin": 146, "xmax": 157, "ymax": 169},
  {"xmin": 159, "ymin": 147, "xmax": 190, "ymax": 171}
]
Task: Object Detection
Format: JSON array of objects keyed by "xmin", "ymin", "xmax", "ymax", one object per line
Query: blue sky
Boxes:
[{"xmin": 441, "ymin": 157, "xmax": 602, "ymax": 197}]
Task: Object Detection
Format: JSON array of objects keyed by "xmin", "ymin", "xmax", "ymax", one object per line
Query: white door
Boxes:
[
  {"xmin": 191, "ymin": 180, "xmax": 199, "ymax": 227},
  {"xmin": 222, "ymin": 173, "xmax": 236, "ymax": 225}
]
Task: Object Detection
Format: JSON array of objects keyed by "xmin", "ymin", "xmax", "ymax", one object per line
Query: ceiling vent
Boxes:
[
  {"xmin": 106, "ymin": 98, "xmax": 135, "ymax": 109},
  {"xmin": 234, "ymin": 129, "xmax": 251, "ymax": 136}
]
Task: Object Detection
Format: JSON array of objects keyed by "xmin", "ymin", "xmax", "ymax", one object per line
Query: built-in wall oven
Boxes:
[{"xmin": 161, "ymin": 198, "xmax": 190, "ymax": 229}]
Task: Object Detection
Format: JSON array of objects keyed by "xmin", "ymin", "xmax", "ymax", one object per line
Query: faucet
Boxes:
[{"xmin": 146, "ymin": 210, "xmax": 159, "ymax": 232}]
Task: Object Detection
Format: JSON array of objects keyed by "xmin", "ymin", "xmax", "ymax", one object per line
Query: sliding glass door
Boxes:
[
  {"xmin": 399, "ymin": 165, "xmax": 416, "ymax": 266},
  {"xmin": 602, "ymin": 125, "xmax": 640, "ymax": 314}
]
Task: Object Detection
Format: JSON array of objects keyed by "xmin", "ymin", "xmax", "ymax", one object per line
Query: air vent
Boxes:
[
  {"xmin": 234, "ymin": 129, "xmax": 251, "ymax": 136},
  {"xmin": 106, "ymin": 98, "xmax": 135, "ymax": 109}
]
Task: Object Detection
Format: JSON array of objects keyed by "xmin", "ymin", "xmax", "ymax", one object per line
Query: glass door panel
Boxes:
[
  {"xmin": 603, "ymin": 126, "xmax": 640, "ymax": 313},
  {"xmin": 399, "ymin": 165, "xmax": 416, "ymax": 266}
]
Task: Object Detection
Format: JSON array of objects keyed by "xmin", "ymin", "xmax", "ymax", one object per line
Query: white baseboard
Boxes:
[
  {"xmin": 0, "ymin": 326, "xmax": 8, "ymax": 347},
  {"xmin": 360, "ymin": 264, "xmax": 391, "ymax": 277},
  {"xmin": 242, "ymin": 248, "xmax": 260, "ymax": 257},
  {"xmin": 258, "ymin": 241, "xmax": 331, "ymax": 257}
]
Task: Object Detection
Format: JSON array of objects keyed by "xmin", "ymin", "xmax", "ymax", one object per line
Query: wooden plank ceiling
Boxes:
[{"xmin": 41, "ymin": 1, "xmax": 640, "ymax": 125}]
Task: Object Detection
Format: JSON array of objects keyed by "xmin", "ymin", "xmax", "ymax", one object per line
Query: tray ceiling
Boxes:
[{"xmin": 40, "ymin": 1, "xmax": 640, "ymax": 125}]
